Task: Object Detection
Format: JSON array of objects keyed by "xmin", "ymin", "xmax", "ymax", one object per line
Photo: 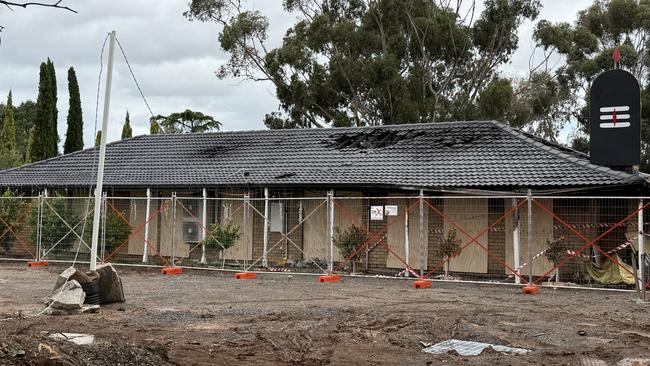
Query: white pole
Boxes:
[
  {"xmin": 201, "ymin": 188, "xmax": 207, "ymax": 264},
  {"xmin": 327, "ymin": 189, "xmax": 334, "ymax": 274},
  {"xmin": 142, "ymin": 188, "xmax": 151, "ymax": 263},
  {"xmin": 527, "ymin": 189, "xmax": 533, "ymax": 285},
  {"xmin": 90, "ymin": 30, "xmax": 116, "ymax": 272},
  {"xmin": 262, "ymin": 188, "xmax": 269, "ymax": 267},
  {"xmin": 404, "ymin": 199, "xmax": 409, "ymax": 276},
  {"xmin": 244, "ymin": 193, "xmax": 250, "ymax": 268},
  {"xmin": 513, "ymin": 198, "xmax": 521, "ymax": 284},
  {"xmin": 639, "ymin": 199, "xmax": 645, "ymax": 300},
  {"xmin": 171, "ymin": 192, "xmax": 177, "ymax": 266},
  {"xmin": 419, "ymin": 189, "xmax": 424, "ymax": 277}
]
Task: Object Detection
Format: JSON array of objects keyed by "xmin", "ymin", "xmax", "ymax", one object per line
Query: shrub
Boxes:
[
  {"xmin": 30, "ymin": 196, "xmax": 79, "ymax": 253},
  {"xmin": 202, "ymin": 222, "xmax": 241, "ymax": 261},
  {"xmin": 0, "ymin": 190, "xmax": 29, "ymax": 254},
  {"xmin": 333, "ymin": 224, "xmax": 368, "ymax": 261}
]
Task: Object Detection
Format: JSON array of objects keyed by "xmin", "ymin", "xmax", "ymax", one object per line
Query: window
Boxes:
[{"xmin": 270, "ymin": 202, "xmax": 284, "ymax": 232}]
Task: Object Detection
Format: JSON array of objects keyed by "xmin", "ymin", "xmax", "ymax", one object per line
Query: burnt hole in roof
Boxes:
[
  {"xmin": 326, "ymin": 129, "xmax": 426, "ymax": 150},
  {"xmin": 199, "ymin": 144, "xmax": 235, "ymax": 158},
  {"xmin": 274, "ymin": 172, "xmax": 296, "ymax": 179}
]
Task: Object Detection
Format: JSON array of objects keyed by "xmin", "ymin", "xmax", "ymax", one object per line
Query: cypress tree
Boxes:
[
  {"xmin": 150, "ymin": 118, "xmax": 161, "ymax": 135},
  {"xmin": 63, "ymin": 67, "xmax": 83, "ymax": 154},
  {"xmin": 24, "ymin": 127, "xmax": 34, "ymax": 164},
  {"xmin": 46, "ymin": 58, "xmax": 59, "ymax": 155},
  {"xmin": 95, "ymin": 130, "xmax": 102, "ymax": 147},
  {"xmin": 121, "ymin": 111, "xmax": 133, "ymax": 139},
  {"xmin": 32, "ymin": 62, "xmax": 55, "ymax": 162},
  {"xmin": 0, "ymin": 90, "xmax": 19, "ymax": 169}
]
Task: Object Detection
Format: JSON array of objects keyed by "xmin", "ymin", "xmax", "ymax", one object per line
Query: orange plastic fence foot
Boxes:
[
  {"xmin": 27, "ymin": 261, "xmax": 48, "ymax": 268},
  {"xmin": 318, "ymin": 275, "xmax": 341, "ymax": 283},
  {"xmin": 235, "ymin": 272, "xmax": 257, "ymax": 280},
  {"xmin": 522, "ymin": 285, "xmax": 540, "ymax": 295},
  {"xmin": 161, "ymin": 266, "xmax": 183, "ymax": 275},
  {"xmin": 412, "ymin": 280, "xmax": 432, "ymax": 289}
]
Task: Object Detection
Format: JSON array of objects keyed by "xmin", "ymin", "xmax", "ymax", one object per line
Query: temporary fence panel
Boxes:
[
  {"xmin": 0, "ymin": 195, "xmax": 37, "ymax": 260},
  {"xmin": 1, "ymin": 193, "xmax": 648, "ymax": 299},
  {"xmin": 444, "ymin": 197, "xmax": 489, "ymax": 274}
]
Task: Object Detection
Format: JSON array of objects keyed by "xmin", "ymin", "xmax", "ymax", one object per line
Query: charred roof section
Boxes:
[{"xmin": 327, "ymin": 129, "xmax": 426, "ymax": 149}]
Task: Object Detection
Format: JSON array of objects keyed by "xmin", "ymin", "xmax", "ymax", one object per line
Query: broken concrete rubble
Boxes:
[
  {"xmin": 96, "ymin": 263, "xmax": 125, "ymax": 304},
  {"xmin": 48, "ymin": 280, "xmax": 85, "ymax": 310}
]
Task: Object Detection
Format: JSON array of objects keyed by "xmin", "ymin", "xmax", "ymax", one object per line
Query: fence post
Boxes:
[
  {"xmin": 171, "ymin": 192, "xmax": 177, "ymax": 267},
  {"xmin": 143, "ymin": 188, "xmax": 151, "ymax": 263},
  {"xmin": 404, "ymin": 198, "xmax": 410, "ymax": 276},
  {"xmin": 639, "ymin": 199, "xmax": 646, "ymax": 301},
  {"xmin": 101, "ymin": 192, "xmax": 107, "ymax": 260},
  {"xmin": 262, "ymin": 188, "xmax": 269, "ymax": 267},
  {"xmin": 244, "ymin": 193, "xmax": 250, "ymax": 269},
  {"xmin": 327, "ymin": 190, "xmax": 334, "ymax": 274},
  {"xmin": 419, "ymin": 189, "xmax": 424, "ymax": 277},
  {"xmin": 513, "ymin": 198, "xmax": 521, "ymax": 284},
  {"xmin": 527, "ymin": 189, "xmax": 533, "ymax": 285},
  {"xmin": 201, "ymin": 187, "xmax": 207, "ymax": 264},
  {"xmin": 36, "ymin": 193, "xmax": 43, "ymax": 261}
]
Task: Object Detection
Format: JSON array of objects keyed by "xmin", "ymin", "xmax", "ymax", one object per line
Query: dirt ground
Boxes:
[{"xmin": 1, "ymin": 263, "xmax": 649, "ymax": 366}]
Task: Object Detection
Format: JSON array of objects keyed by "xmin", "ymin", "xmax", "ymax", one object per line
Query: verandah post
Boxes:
[
  {"xmin": 513, "ymin": 198, "xmax": 521, "ymax": 284},
  {"xmin": 639, "ymin": 199, "xmax": 646, "ymax": 301},
  {"xmin": 419, "ymin": 189, "xmax": 424, "ymax": 278},
  {"xmin": 200, "ymin": 187, "xmax": 207, "ymax": 264},
  {"xmin": 327, "ymin": 189, "xmax": 334, "ymax": 274},
  {"xmin": 142, "ymin": 188, "xmax": 151, "ymax": 263},
  {"xmin": 262, "ymin": 187, "xmax": 269, "ymax": 267},
  {"xmin": 171, "ymin": 192, "xmax": 177, "ymax": 266},
  {"xmin": 527, "ymin": 189, "xmax": 533, "ymax": 285}
]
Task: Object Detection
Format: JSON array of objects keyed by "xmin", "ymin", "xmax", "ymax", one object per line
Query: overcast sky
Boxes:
[{"xmin": 0, "ymin": 0, "xmax": 592, "ymax": 148}]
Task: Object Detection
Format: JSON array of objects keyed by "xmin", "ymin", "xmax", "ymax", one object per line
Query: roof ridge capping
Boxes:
[{"xmin": 491, "ymin": 121, "xmax": 641, "ymax": 182}]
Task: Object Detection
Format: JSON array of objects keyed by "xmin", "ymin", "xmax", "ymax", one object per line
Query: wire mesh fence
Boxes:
[{"xmin": 0, "ymin": 192, "xmax": 647, "ymax": 298}]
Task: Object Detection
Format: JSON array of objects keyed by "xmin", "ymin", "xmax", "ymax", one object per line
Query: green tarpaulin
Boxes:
[{"xmin": 584, "ymin": 254, "xmax": 636, "ymax": 285}]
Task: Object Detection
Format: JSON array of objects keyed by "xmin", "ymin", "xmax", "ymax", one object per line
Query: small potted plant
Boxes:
[{"xmin": 544, "ymin": 236, "xmax": 566, "ymax": 284}]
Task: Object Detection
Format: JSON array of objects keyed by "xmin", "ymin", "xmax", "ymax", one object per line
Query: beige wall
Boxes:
[
  {"xmin": 386, "ymin": 195, "xmax": 428, "ymax": 269},
  {"xmin": 444, "ymin": 198, "xmax": 488, "ymax": 273},
  {"xmin": 220, "ymin": 197, "xmax": 253, "ymax": 261},
  {"xmin": 302, "ymin": 191, "xmax": 363, "ymax": 262}
]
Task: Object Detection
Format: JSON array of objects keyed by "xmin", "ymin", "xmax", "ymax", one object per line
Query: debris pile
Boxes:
[{"xmin": 43, "ymin": 264, "xmax": 125, "ymax": 316}]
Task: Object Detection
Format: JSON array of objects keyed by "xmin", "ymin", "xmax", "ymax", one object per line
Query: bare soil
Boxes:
[{"xmin": 0, "ymin": 262, "xmax": 649, "ymax": 365}]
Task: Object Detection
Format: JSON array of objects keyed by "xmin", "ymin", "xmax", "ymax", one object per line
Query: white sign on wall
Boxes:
[
  {"xmin": 385, "ymin": 205, "xmax": 398, "ymax": 216},
  {"xmin": 370, "ymin": 206, "xmax": 384, "ymax": 220}
]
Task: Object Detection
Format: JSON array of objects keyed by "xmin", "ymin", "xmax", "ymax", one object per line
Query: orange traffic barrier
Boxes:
[
  {"xmin": 522, "ymin": 285, "xmax": 540, "ymax": 295},
  {"xmin": 412, "ymin": 280, "xmax": 432, "ymax": 289},
  {"xmin": 27, "ymin": 261, "xmax": 49, "ymax": 268},
  {"xmin": 161, "ymin": 266, "xmax": 183, "ymax": 275},
  {"xmin": 318, "ymin": 275, "xmax": 341, "ymax": 283},
  {"xmin": 235, "ymin": 272, "xmax": 257, "ymax": 280}
]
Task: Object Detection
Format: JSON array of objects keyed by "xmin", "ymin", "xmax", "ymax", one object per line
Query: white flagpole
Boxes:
[{"xmin": 90, "ymin": 30, "xmax": 116, "ymax": 271}]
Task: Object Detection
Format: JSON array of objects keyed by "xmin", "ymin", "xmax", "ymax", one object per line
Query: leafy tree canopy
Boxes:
[
  {"xmin": 151, "ymin": 109, "xmax": 221, "ymax": 133},
  {"xmin": 185, "ymin": 0, "xmax": 541, "ymax": 128}
]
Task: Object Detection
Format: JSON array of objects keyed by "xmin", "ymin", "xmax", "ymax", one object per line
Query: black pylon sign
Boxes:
[{"xmin": 589, "ymin": 69, "xmax": 641, "ymax": 167}]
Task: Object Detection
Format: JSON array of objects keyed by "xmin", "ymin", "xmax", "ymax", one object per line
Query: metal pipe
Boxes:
[
  {"xmin": 419, "ymin": 189, "xmax": 424, "ymax": 277},
  {"xmin": 89, "ymin": 30, "xmax": 116, "ymax": 272}
]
